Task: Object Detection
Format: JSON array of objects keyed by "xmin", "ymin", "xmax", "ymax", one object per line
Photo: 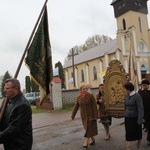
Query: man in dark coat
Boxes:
[
  {"xmin": 139, "ymin": 79, "xmax": 150, "ymax": 146},
  {"xmin": 0, "ymin": 78, "xmax": 33, "ymax": 150}
]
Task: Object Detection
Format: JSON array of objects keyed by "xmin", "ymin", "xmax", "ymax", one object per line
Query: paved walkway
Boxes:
[
  {"xmin": 0, "ymin": 110, "xmax": 149, "ymax": 150},
  {"xmin": 32, "ymin": 111, "xmax": 80, "ymax": 129},
  {"xmin": 0, "ymin": 111, "xmax": 79, "ymax": 150},
  {"xmin": 32, "ymin": 112, "xmax": 150, "ymax": 150}
]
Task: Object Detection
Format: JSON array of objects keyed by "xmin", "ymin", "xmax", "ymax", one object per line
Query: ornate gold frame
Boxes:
[{"xmin": 103, "ymin": 60, "xmax": 129, "ymax": 118}]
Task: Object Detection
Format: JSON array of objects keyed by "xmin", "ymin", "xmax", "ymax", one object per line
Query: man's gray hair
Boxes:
[{"xmin": 5, "ymin": 78, "xmax": 21, "ymax": 91}]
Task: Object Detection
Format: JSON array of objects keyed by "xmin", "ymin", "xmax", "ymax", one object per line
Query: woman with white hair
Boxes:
[{"xmin": 71, "ymin": 84, "xmax": 98, "ymax": 148}]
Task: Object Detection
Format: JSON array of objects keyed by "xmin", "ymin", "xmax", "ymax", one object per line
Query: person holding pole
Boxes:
[{"xmin": 0, "ymin": 78, "xmax": 33, "ymax": 150}]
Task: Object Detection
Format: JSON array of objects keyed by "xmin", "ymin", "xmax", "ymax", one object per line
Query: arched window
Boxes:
[
  {"xmin": 135, "ymin": 1, "xmax": 138, "ymax": 5},
  {"xmin": 135, "ymin": 1, "xmax": 142, "ymax": 6},
  {"xmin": 93, "ymin": 66, "xmax": 97, "ymax": 80},
  {"xmin": 122, "ymin": 19, "xmax": 126, "ymax": 30},
  {"xmin": 122, "ymin": 2, "xmax": 125, "ymax": 7},
  {"xmin": 118, "ymin": 4, "xmax": 121, "ymax": 9},
  {"xmin": 139, "ymin": 2, "xmax": 142, "ymax": 6},
  {"xmin": 81, "ymin": 70, "xmax": 84, "ymax": 82},
  {"xmin": 138, "ymin": 40, "xmax": 148, "ymax": 52},
  {"xmin": 138, "ymin": 17, "xmax": 143, "ymax": 32}
]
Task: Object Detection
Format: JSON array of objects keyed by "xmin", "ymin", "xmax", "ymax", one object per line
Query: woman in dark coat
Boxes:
[
  {"xmin": 71, "ymin": 85, "xmax": 98, "ymax": 148},
  {"xmin": 96, "ymin": 83, "xmax": 111, "ymax": 140},
  {"xmin": 124, "ymin": 82, "xmax": 144, "ymax": 150}
]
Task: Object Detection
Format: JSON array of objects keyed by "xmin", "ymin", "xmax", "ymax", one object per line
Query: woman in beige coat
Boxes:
[{"xmin": 71, "ymin": 85, "xmax": 98, "ymax": 148}]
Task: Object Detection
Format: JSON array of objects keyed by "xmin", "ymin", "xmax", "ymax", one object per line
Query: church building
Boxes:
[{"xmin": 63, "ymin": 0, "xmax": 150, "ymax": 90}]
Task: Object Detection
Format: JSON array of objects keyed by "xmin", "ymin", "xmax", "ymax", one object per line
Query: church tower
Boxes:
[{"xmin": 111, "ymin": 0, "xmax": 150, "ymax": 80}]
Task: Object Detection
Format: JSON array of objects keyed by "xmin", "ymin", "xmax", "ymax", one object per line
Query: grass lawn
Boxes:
[{"xmin": 31, "ymin": 104, "xmax": 74, "ymax": 114}]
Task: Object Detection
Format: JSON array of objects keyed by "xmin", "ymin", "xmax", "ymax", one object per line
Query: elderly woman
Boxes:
[
  {"xmin": 71, "ymin": 84, "xmax": 98, "ymax": 148},
  {"xmin": 124, "ymin": 82, "xmax": 144, "ymax": 150}
]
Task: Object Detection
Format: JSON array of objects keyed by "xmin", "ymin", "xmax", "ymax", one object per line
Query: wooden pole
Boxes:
[
  {"xmin": 0, "ymin": 98, "xmax": 8, "ymax": 123},
  {"xmin": 14, "ymin": 0, "xmax": 48, "ymax": 78},
  {"xmin": 72, "ymin": 48, "xmax": 76, "ymax": 88}
]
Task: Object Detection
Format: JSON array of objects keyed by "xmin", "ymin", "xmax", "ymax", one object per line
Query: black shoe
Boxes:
[
  {"xmin": 147, "ymin": 140, "xmax": 150, "ymax": 146},
  {"xmin": 83, "ymin": 145, "xmax": 88, "ymax": 148},
  {"xmin": 144, "ymin": 128, "xmax": 147, "ymax": 132},
  {"xmin": 90, "ymin": 139, "xmax": 95, "ymax": 145}
]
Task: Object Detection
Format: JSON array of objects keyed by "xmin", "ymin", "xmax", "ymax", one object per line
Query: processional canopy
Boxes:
[{"xmin": 103, "ymin": 60, "xmax": 129, "ymax": 118}]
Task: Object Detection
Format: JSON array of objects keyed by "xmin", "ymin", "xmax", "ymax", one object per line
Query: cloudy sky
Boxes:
[{"xmin": 0, "ymin": 0, "xmax": 150, "ymax": 90}]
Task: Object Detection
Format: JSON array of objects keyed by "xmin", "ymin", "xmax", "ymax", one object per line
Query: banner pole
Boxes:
[
  {"xmin": 0, "ymin": 0, "xmax": 48, "ymax": 125},
  {"xmin": 14, "ymin": 0, "xmax": 48, "ymax": 78}
]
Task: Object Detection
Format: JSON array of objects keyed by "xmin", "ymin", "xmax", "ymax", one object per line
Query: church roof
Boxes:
[{"xmin": 63, "ymin": 39, "xmax": 118, "ymax": 69}]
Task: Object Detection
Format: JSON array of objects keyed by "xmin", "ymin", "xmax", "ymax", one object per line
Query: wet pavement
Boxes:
[
  {"xmin": 32, "ymin": 111, "xmax": 80, "ymax": 129},
  {"xmin": 31, "ymin": 114, "xmax": 150, "ymax": 150},
  {"xmin": 0, "ymin": 111, "xmax": 150, "ymax": 150}
]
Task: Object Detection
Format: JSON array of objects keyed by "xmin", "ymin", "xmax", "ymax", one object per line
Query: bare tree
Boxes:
[{"xmin": 65, "ymin": 34, "xmax": 112, "ymax": 62}]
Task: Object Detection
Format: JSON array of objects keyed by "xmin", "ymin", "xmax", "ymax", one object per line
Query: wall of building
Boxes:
[
  {"xmin": 62, "ymin": 87, "xmax": 98, "ymax": 105},
  {"xmin": 65, "ymin": 52, "xmax": 118, "ymax": 90}
]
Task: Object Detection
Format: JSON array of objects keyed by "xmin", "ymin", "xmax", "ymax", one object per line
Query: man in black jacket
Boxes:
[
  {"xmin": 139, "ymin": 79, "xmax": 150, "ymax": 146},
  {"xmin": 0, "ymin": 78, "xmax": 33, "ymax": 150}
]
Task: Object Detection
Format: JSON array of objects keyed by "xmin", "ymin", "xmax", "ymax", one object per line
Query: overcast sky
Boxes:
[{"xmin": 0, "ymin": 0, "xmax": 150, "ymax": 90}]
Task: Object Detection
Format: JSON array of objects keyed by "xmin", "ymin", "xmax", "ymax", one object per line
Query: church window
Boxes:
[
  {"xmin": 138, "ymin": 41, "xmax": 146, "ymax": 52},
  {"xmin": 93, "ymin": 66, "xmax": 97, "ymax": 80},
  {"xmin": 122, "ymin": 2, "xmax": 125, "ymax": 7},
  {"xmin": 81, "ymin": 70, "xmax": 84, "ymax": 82},
  {"xmin": 118, "ymin": 2, "xmax": 125, "ymax": 9},
  {"xmin": 139, "ymin": 2, "xmax": 142, "ymax": 6},
  {"xmin": 118, "ymin": 5, "xmax": 121, "ymax": 9},
  {"xmin": 135, "ymin": 1, "xmax": 138, "ymax": 5},
  {"xmin": 122, "ymin": 19, "xmax": 126, "ymax": 30},
  {"xmin": 135, "ymin": 1, "xmax": 142, "ymax": 6},
  {"xmin": 138, "ymin": 17, "xmax": 143, "ymax": 32}
]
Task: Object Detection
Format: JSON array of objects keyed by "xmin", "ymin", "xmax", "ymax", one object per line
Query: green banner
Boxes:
[{"xmin": 25, "ymin": 7, "xmax": 53, "ymax": 104}]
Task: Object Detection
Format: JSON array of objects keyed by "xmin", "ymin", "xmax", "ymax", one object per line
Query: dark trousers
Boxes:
[{"xmin": 146, "ymin": 120, "xmax": 150, "ymax": 141}]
